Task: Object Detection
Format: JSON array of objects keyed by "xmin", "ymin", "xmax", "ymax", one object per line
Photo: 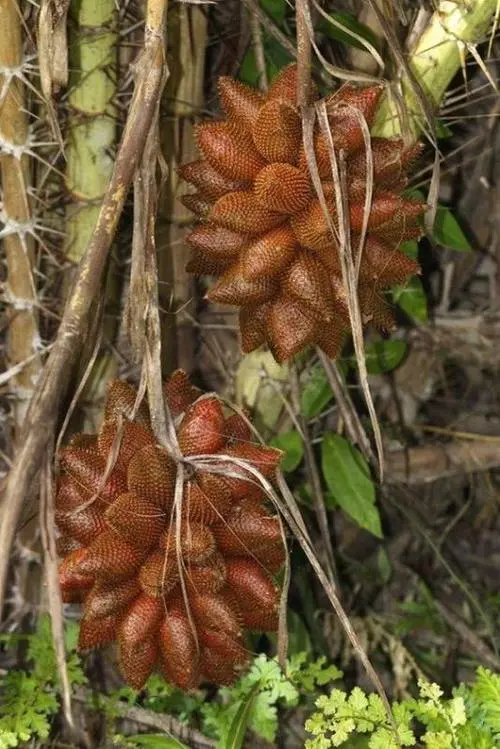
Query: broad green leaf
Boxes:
[
  {"xmin": 433, "ymin": 207, "xmax": 472, "ymax": 252},
  {"xmin": 287, "ymin": 611, "xmax": 313, "ymax": 655},
  {"xmin": 436, "ymin": 120, "xmax": 453, "ymax": 139},
  {"xmin": 399, "ymin": 240, "xmax": 419, "ymax": 260},
  {"xmin": 301, "ymin": 366, "xmax": 333, "ymax": 418},
  {"xmin": 235, "ymin": 350, "xmax": 288, "ymax": 430},
  {"xmin": 317, "ymin": 11, "xmax": 380, "ymax": 51},
  {"xmin": 321, "ymin": 434, "xmax": 382, "ymax": 538},
  {"xmin": 355, "ymin": 339, "xmax": 407, "ymax": 375},
  {"xmin": 239, "ymin": 35, "xmax": 292, "ymax": 88},
  {"xmin": 270, "ymin": 430, "xmax": 303, "ymax": 472},
  {"xmin": 393, "ymin": 277, "xmax": 428, "ymax": 322},
  {"xmin": 125, "ymin": 735, "xmax": 189, "ymax": 749},
  {"xmin": 261, "ymin": 0, "xmax": 287, "ymax": 24},
  {"xmin": 223, "ymin": 682, "xmax": 261, "ymax": 749}
]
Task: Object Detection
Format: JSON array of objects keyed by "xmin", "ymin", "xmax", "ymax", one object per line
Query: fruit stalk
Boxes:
[
  {"xmin": 0, "ymin": 0, "xmax": 41, "ymax": 431},
  {"xmin": 373, "ymin": 0, "xmax": 498, "ymax": 138}
]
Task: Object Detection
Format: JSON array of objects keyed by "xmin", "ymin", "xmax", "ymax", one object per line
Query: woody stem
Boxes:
[{"xmin": 372, "ymin": 0, "xmax": 498, "ymax": 139}]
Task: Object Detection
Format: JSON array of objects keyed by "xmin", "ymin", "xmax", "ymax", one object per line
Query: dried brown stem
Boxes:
[
  {"xmin": 295, "ymin": 0, "xmax": 312, "ymax": 107},
  {"xmin": 39, "ymin": 448, "xmax": 77, "ymax": 737},
  {"xmin": 0, "ymin": 0, "xmax": 169, "ymax": 619},
  {"xmin": 290, "ymin": 366, "xmax": 338, "ymax": 585},
  {"xmin": 248, "ymin": 0, "xmax": 268, "ymax": 91},
  {"xmin": 0, "ymin": 0, "xmax": 41, "ymax": 432},
  {"xmin": 317, "ymin": 351, "xmax": 375, "ymax": 467},
  {"xmin": 73, "ymin": 689, "xmax": 215, "ymax": 748}
]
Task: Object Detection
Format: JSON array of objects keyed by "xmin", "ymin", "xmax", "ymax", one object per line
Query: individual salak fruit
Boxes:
[
  {"xmin": 179, "ymin": 63, "xmax": 426, "ymax": 362},
  {"xmin": 56, "ymin": 371, "xmax": 284, "ymax": 690}
]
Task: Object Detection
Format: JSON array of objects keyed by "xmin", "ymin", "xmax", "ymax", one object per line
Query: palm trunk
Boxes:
[
  {"xmin": 64, "ymin": 0, "xmax": 119, "ymax": 429},
  {"xmin": 0, "ymin": 0, "xmax": 41, "ymax": 433}
]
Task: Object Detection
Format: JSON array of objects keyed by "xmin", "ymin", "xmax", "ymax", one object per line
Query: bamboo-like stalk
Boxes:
[
  {"xmin": 64, "ymin": 0, "xmax": 119, "ymax": 429},
  {"xmin": 373, "ymin": 0, "xmax": 498, "ymax": 137},
  {"xmin": 0, "ymin": 0, "xmax": 41, "ymax": 432},
  {"xmin": 157, "ymin": 2, "xmax": 207, "ymax": 373},
  {"xmin": 64, "ymin": 0, "xmax": 117, "ymax": 263}
]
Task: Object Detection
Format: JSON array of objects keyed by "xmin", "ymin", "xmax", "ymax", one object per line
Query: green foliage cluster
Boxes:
[
  {"xmin": 202, "ymin": 652, "xmax": 342, "ymax": 747},
  {"xmin": 305, "ymin": 669, "xmax": 500, "ymax": 749},
  {"xmin": 0, "ymin": 616, "xmax": 86, "ymax": 749},
  {"xmin": 2, "ymin": 618, "xmax": 500, "ymax": 749}
]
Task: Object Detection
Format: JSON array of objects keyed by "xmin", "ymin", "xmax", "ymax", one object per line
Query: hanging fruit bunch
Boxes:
[
  {"xmin": 179, "ymin": 64, "xmax": 425, "ymax": 362},
  {"xmin": 55, "ymin": 371, "xmax": 284, "ymax": 690}
]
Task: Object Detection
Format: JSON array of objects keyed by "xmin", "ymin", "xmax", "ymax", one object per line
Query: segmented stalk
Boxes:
[
  {"xmin": 373, "ymin": 0, "xmax": 498, "ymax": 137},
  {"xmin": 64, "ymin": 0, "xmax": 117, "ymax": 263},
  {"xmin": 0, "ymin": 0, "xmax": 41, "ymax": 431},
  {"xmin": 65, "ymin": 0, "xmax": 119, "ymax": 429}
]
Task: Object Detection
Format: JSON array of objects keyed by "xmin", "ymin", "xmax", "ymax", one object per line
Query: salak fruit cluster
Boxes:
[
  {"xmin": 179, "ymin": 63, "xmax": 425, "ymax": 362},
  {"xmin": 56, "ymin": 371, "xmax": 284, "ymax": 690}
]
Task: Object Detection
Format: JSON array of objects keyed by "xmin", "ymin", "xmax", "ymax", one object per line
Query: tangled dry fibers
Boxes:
[
  {"xmin": 179, "ymin": 63, "xmax": 425, "ymax": 362},
  {"xmin": 56, "ymin": 371, "xmax": 284, "ymax": 690}
]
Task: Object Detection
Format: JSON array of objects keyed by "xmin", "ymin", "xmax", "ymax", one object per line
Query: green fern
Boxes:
[
  {"xmin": 0, "ymin": 615, "xmax": 86, "ymax": 748},
  {"xmin": 305, "ymin": 669, "xmax": 500, "ymax": 749}
]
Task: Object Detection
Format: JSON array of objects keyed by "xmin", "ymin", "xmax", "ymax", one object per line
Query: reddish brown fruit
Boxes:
[
  {"xmin": 55, "ymin": 372, "xmax": 284, "ymax": 691},
  {"xmin": 59, "ymin": 548, "xmax": 94, "ymax": 602},
  {"xmin": 160, "ymin": 603, "xmax": 200, "ymax": 690},
  {"xmin": 79, "ymin": 612, "xmax": 119, "ymax": 650},
  {"xmin": 180, "ymin": 64, "xmax": 426, "ymax": 362},
  {"xmin": 55, "ymin": 504, "xmax": 106, "ymax": 546},
  {"xmin": 161, "ymin": 521, "xmax": 216, "ymax": 564},
  {"xmin": 225, "ymin": 559, "xmax": 280, "ymax": 630},
  {"xmin": 224, "ymin": 412, "xmax": 253, "ymax": 445},
  {"xmin": 177, "ymin": 397, "xmax": 226, "ymax": 455},
  {"xmin": 98, "ymin": 420, "xmax": 154, "ymax": 474},
  {"xmin": 127, "ymin": 444, "xmax": 176, "ymax": 509},
  {"xmin": 105, "ymin": 492, "xmax": 166, "ymax": 549},
  {"xmin": 85, "ymin": 578, "xmax": 141, "ymax": 620},
  {"xmin": 104, "ymin": 380, "xmax": 149, "ymax": 424},
  {"xmin": 118, "ymin": 594, "xmax": 163, "ymax": 689}
]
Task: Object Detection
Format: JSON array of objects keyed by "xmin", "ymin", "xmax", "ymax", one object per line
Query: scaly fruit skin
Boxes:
[
  {"xmin": 55, "ymin": 371, "xmax": 284, "ymax": 690},
  {"xmin": 179, "ymin": 64, "xmax": 425, "ymax": 363}
]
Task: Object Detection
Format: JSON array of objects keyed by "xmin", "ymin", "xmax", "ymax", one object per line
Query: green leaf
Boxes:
[
  {"xmin": 301, "ymin": 365, "xmax": 334, "ymax": 418},
  {"xmin": 317, "ymin": 11, "xmax": 380, "ymax": 51},
  {"xmin": 239, "ymin": 34, "xmax": 292, "ymax": 88},
  {"xmin": 287, "ymin": 611, "xmax": 313, "ymax": 655},
  {"xmin": 399, "ymin": 240, "xmax": 419, "ymax": 260},
  {"xmin": 376, "ymin": 547, "xmax": 392, "ymax": 584},
  {"xmin": 270, "ymin": 430, "xmax": 303, "ymax": 472},
  {"xmin": 261, "ymin": 0, "xmax": 287, "ymax": 24},
  {"xmin": 321, "ymin": 434, "xmax": 382, "ymax": 538},
  {"xmin": 432, "ymin": 207, "xmax": 472, "ymax": 252},
  {"xmin": 436, "ymin": 120, "xmax": 453, "ymax": 139},
  {"xmin": 393, "ymin": 277, "xmax": 428, "ymax": 322},
  {"xmin": 471, "ymin": 667, "xmax": 500, "ymax": 733},
  {"xmin": 358, "ymin": 339, "xmax": 408, "ymax": 375},
  {"xmin": 124, "ymin": 735, "xmax": 189, "ymax": 749},
  {"xmin": 222, "ymin": 682, "xmax": 262, "ymax": 749}
]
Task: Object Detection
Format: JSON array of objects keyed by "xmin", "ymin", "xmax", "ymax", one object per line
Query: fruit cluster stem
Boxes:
[{"xmin": 372, "ymin": 0, "xmax": 498, "ymax": 139}]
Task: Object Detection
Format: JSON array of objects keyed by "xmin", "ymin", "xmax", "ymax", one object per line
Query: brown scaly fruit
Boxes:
[
  {"xmin": 56, "ymin": 371, "xmax": 284, "ymax": 690},
  {"xmin": 179, "ymin": 64, "xmax": 425, "ymax": 362}
]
